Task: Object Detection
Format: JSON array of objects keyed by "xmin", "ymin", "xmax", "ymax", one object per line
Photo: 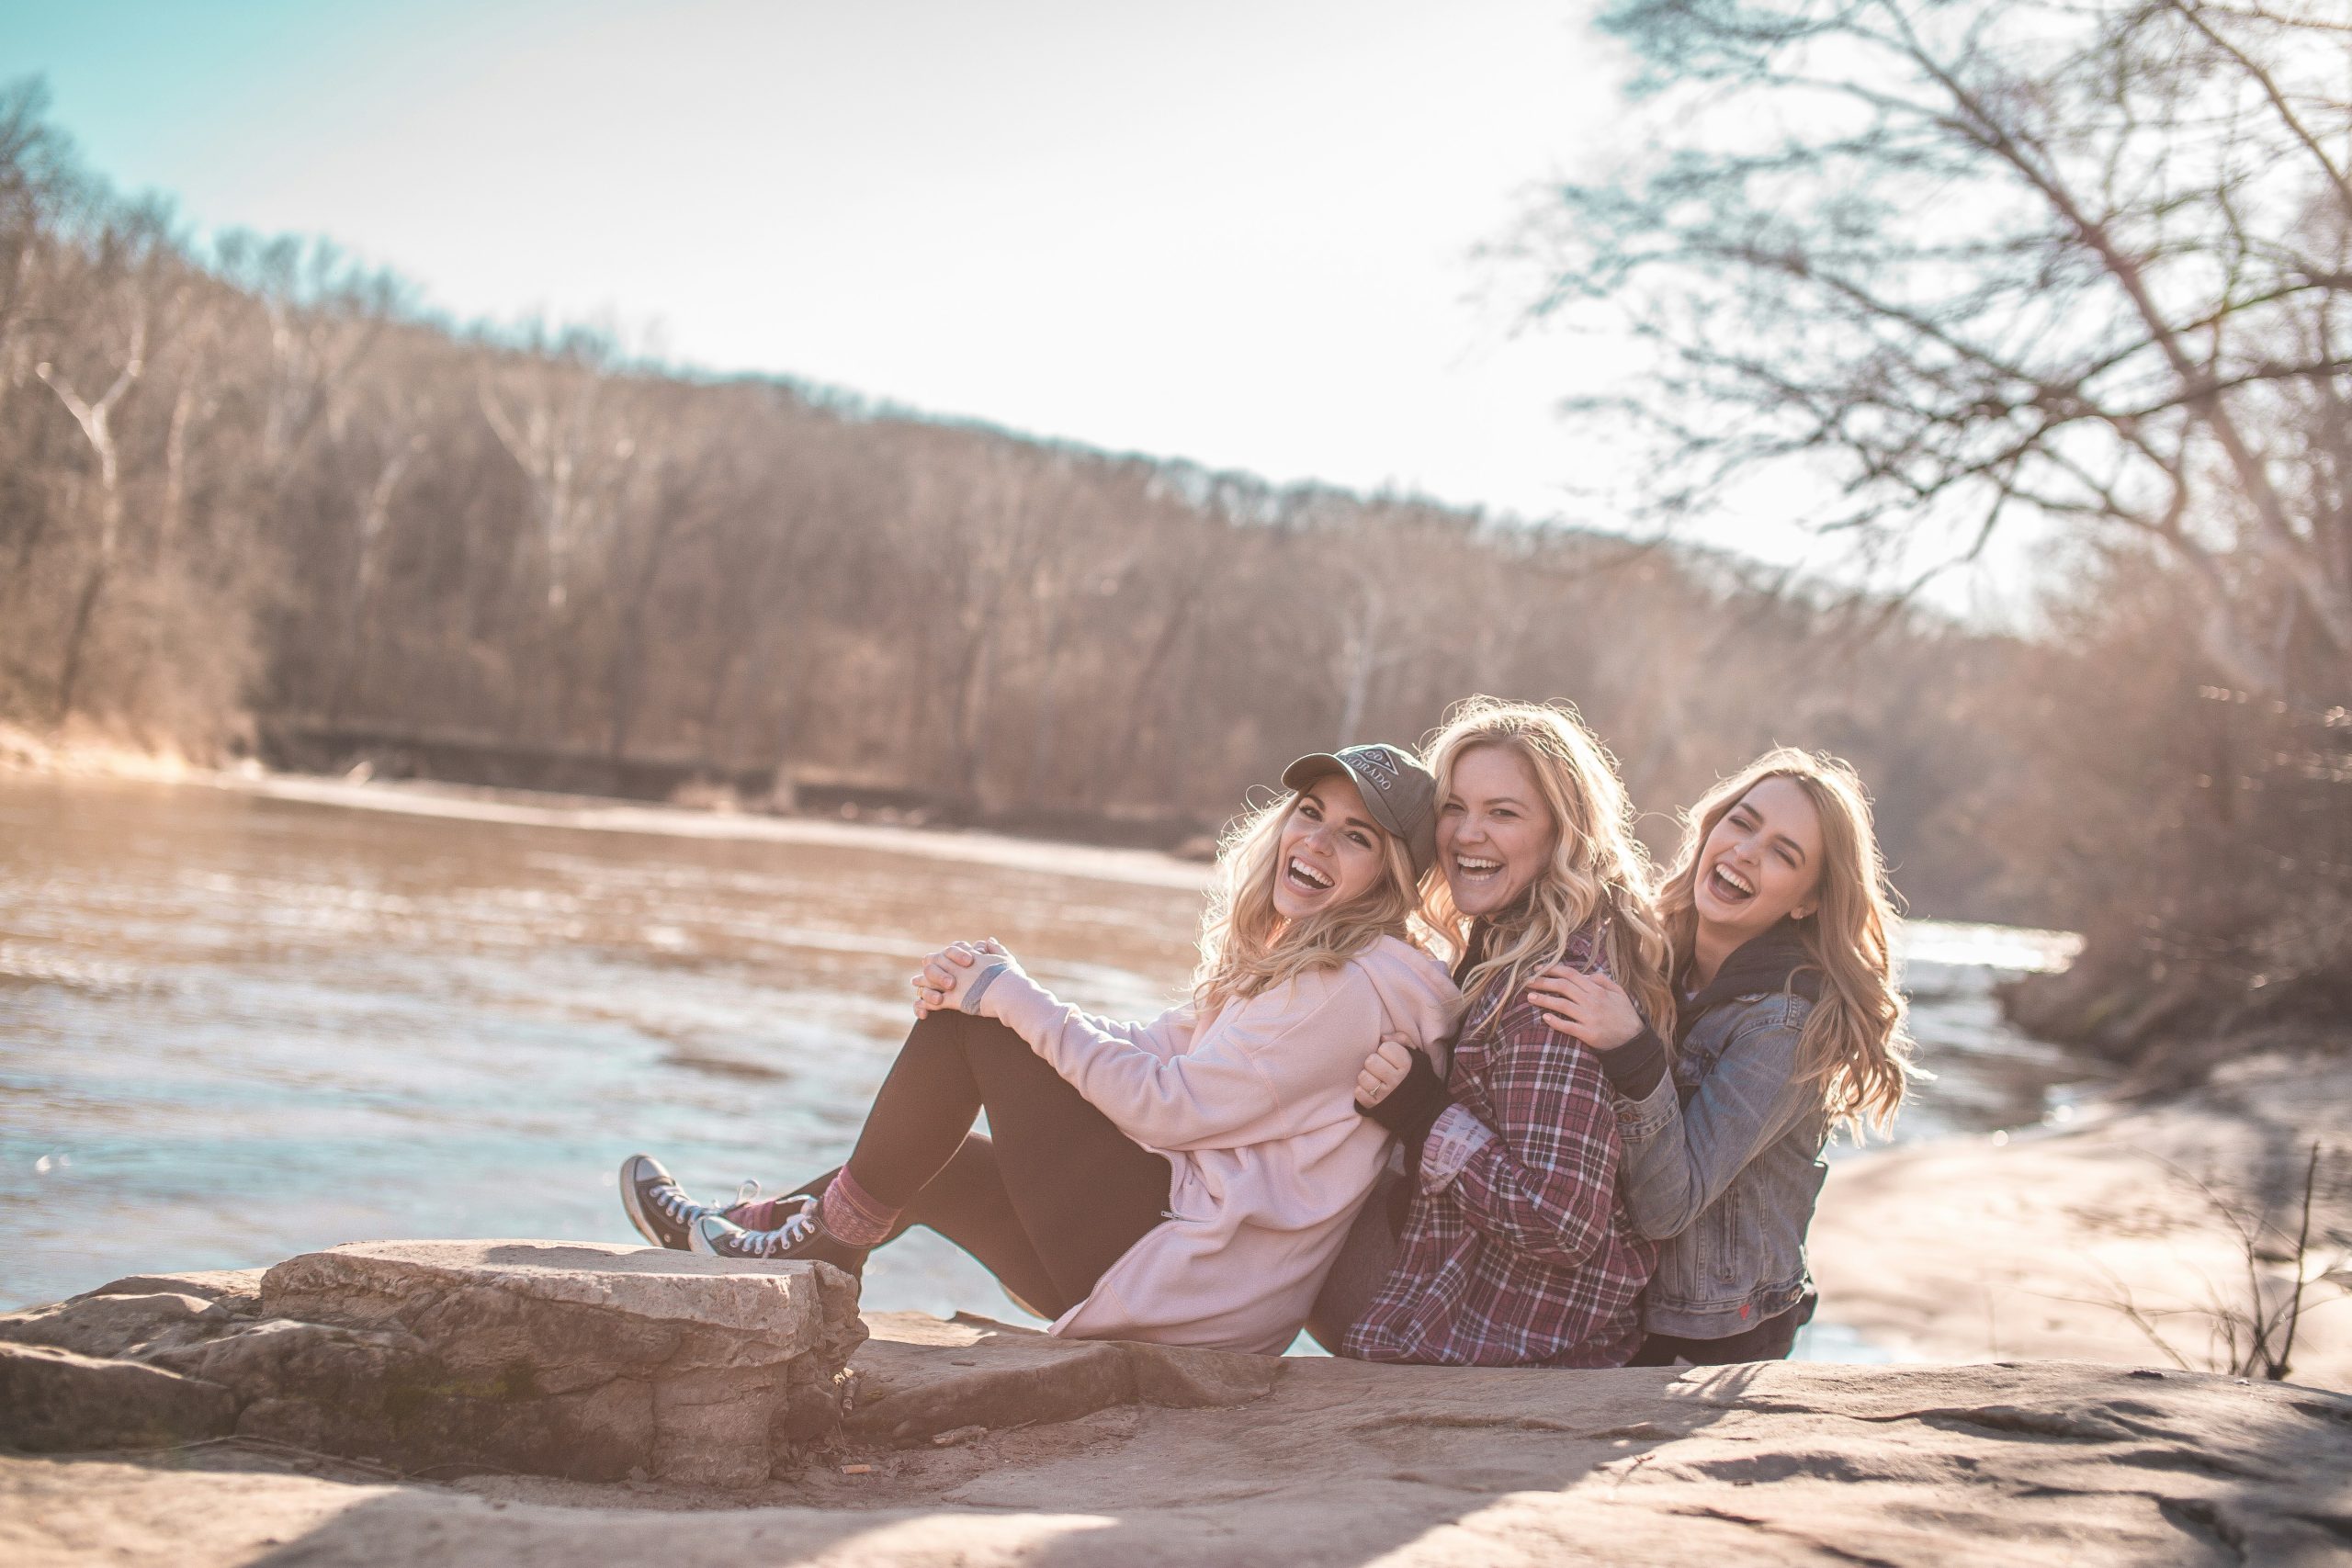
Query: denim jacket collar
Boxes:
[{"xmin": 1676, "ymin": 920, "xmax": 1821, "ymax": 1046}]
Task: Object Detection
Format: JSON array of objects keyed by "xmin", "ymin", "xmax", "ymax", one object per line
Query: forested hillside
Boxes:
[{"xmin": 0, "ymin": 80, "xmax": 2221, "ymax": 933}]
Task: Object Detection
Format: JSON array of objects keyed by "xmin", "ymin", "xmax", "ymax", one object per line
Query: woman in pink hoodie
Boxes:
[{"xmin": 620, "ymin": 744, "xmax": 1459, "ymax": 1356}]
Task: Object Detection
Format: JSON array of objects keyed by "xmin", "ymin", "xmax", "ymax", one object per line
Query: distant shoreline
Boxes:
[
  {"xmin": 0, "ymin": 726, "xmax": 1215, "ymax": 893},
  {"xmin": 3, "ymin": 727, "xmax": 2078, "ymax": 958},
  {"xmin": 222, "ymin": 772, "xmax": 1219, "ymax": 890}
]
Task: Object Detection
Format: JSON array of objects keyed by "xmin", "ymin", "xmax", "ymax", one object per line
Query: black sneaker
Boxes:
[
  {"xmin": 719, "ymin": 1187, "xmax": 809, "ymax": 1232},
  {"xmin": 690, "ymin": 1207, "xmax": 867, "ymax": 1275},
  {"xmin": 619, "ymin": 1154, "xmax": 722, "ymax": 1250}
]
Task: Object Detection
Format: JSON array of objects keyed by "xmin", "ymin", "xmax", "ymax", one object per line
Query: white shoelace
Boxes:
[
  {"xmin": 655, "ymin": 1176, "xmax": 765, "ymax": 1225},
  {"xmin": 739, "ymin": 1201, "xmax": 820, "ymax": 1257},
  {"xmin": 651, "ymin": 1179, "xmax": 707, "ymax": 1224}
]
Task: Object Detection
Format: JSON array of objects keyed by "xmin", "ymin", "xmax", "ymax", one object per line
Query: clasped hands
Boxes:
[
  {"xmin": 1355, "ymin": 960, "xmax": 1645, "ymax": 1109},
  {"xmin": 911, "ymin": 937, "xmax": 1022, "ymax": 1019}
]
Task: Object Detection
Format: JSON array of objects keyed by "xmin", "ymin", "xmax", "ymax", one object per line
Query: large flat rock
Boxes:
[
  {"xmin": 74, "ymin": 1269, "xmax": 268, "ymax": 1311},
  {"xmin": 6, "ymin": 1353, "xmax": 2348, "ymax": 1566},
  {"xmin": 13, "ymin": 1239, "xmax": 2351, "ymax": 1563},
  {"xmin": 262, "ymin": 1241, "xmax": 842, "ymax": 1359},
  {"xmin": 2, "ymin": 1241, "xmax": 867, "ymax": 1488},
  {"xmin": 0, "ymin": 1343, "xmax": 236, "ymax": 1452},
  {"xmin": 846, "ymin": 1312, "xmax": 1277, "ymax": 1443},
  {"xmin": 0, "ymin": 1291, "xmax": 246, "ymax": 1362}
]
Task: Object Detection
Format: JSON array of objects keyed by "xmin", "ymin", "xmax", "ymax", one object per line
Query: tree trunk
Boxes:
[
  {"xmin": 36, "ymin": 327, "xmax": 143, "ymax": 721},
  {"xmin": 328, "ymin": 442, "xmax": 416, "ymax": 724},
  {"xmin": 53, "ymin": 523, "xmax": 113, "ymax": 721}
]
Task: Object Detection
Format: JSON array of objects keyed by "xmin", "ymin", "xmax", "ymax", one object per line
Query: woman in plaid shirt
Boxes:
[{"xmin": 1340, "ymin": 698, "xmax": 1677, "ymax": 1367}]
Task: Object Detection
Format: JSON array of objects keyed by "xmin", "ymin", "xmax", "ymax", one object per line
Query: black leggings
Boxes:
[{"xmin": 789, "ymin": 1009, "xmax": 1172, "ymax": 1320}]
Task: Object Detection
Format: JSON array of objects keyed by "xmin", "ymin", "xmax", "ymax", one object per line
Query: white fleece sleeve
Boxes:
[{"xmin": 986, "ymin": 964, "xmax": 1394, "ymax": 1153}]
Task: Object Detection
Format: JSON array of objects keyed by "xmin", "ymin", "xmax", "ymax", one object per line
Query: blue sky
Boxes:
[{"xmin": 6, "ymin": 0, "xmax": 1944, "ymax": 592}]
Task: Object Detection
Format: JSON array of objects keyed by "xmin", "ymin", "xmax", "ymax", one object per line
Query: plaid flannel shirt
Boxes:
[{"xmin": 1343, "ymin": 967, "xmax": 1657, "ymax": 1367}]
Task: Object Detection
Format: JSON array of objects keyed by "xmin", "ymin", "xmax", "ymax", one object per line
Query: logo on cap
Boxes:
[{"xmin": 1354, "ymin": 746, "xmax": 1402, "ymax": 788}]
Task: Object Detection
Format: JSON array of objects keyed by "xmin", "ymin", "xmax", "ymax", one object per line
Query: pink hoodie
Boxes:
[{"xmin": 983, "ymin": 934, "xmax": 1460, "ymax": 1355}]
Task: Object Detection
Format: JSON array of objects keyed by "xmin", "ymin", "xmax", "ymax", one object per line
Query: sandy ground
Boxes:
[
  {"xmin": 0, "ymin": 721, "xmax": 198, "ymax": 783},
  {"xmin": 1811, "ymin": 1049, "xmax": 2352, "ymax": 1390}
]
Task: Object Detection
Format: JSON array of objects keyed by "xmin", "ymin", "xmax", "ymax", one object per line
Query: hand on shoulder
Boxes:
[{"xmin": 1525, "ymin": 964, "xmax": 1645, "ymax": 1051}]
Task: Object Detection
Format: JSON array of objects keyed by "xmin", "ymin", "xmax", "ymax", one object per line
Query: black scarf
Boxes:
[
  {"xmin": 1450, "ymin": 919, "xmax": 1490, "ymax": 988},
  {"xmin": 1675, "ymin": 919, "xmax": 1823, "ymax": 1047}
]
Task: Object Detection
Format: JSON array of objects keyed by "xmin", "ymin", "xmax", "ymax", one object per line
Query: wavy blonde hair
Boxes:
[
  {"xmin": 1657, "ymin": 749, "xmax": 1914, "ymax": 1140},
  {"xmin": 1426, "ymin": 697, "xmax": 1676, "ymax": 1039},
  {"xmin": 1193, "ymin": 771, "xmax": 1442, "ymax": 1013}
]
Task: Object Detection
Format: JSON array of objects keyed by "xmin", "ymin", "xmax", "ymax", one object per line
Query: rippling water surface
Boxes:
[{"xmin": 0, "ymin": 774, "xmax": 2098, "ymax": 1354}]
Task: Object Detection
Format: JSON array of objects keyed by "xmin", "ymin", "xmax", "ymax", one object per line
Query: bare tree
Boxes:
[
  {"xmin": 1531, "ymin": 0, "xmax": 2350, "ymax": 699},
  {"xmin": 600, "ymin": 401, "xmax": 714, "ymax": 761},
  {"xmin": 32, "ymin": 205, "xmax": 164, "ymax": 719},
  {"xmin": 0, "ymin": 81, "xmax": 72, "ymax": 431},
  {"xmin": 323, "ymin": 389, "xmax": 430, "ymax": 722},
  {"xmin": 901, "ymin": 432, "xmax": 1051, "ymax": 797},
  {"xmin": 477, "ymin": 327, "xmax": 639, "ymax": 615},
  {"xmin": 213, "ymin": 232, "xmax": 400, "ymax": 494}
]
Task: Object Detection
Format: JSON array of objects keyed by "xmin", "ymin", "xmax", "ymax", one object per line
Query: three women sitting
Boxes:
[{"xmin": 621, "ymin": 697, "xmax": 1911, "ymax": 1368}]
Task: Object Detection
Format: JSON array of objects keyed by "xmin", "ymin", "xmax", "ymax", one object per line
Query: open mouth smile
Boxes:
[
  {"xmin": 1453, "ymin": 854, "xmax": 1503, "ymax": 885},
  {"xmin": 1706, "ymin": 861, "xmax": 1757, "ymax": 906},
  {"xmin": 1285, "ymin": 856, "xmax": 1335, "ymax": 894}
]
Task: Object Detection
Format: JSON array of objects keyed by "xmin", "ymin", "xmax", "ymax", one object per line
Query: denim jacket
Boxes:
[{"xmin": 1615, "ymin": 987, "xmax": 1827, "ymax": 1338}]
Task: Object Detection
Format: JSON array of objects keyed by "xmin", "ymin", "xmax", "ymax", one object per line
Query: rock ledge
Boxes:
[
  {"xmin": 9, "ymin": 1244, "xmax": 2352, "ymax": 1565},
  {"xmin": 0, "ymin": 1240, "xmax": 864, "ymax": 1487}
]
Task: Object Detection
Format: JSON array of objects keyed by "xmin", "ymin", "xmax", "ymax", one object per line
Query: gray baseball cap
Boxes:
[{"xmin": 1281, "ymin": 742, "xmax": 1440, "ymax": 879}]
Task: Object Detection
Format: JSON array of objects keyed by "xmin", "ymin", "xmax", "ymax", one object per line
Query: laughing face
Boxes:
[
  {"xmin": 1691, "ymin": 775, "xmax": 1824, "ymax": 939},
  {"xmin": 1435, "ymin": 743, "xmax": 1557, "ymax": 919},
  {"xmin": 1272, "ymin": 773, "xmax": 1392, "ymax": 920}
]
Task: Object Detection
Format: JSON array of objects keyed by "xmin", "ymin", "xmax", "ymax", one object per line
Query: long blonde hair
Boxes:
[
  {"xmin": 1426, "ymin": 697, "xmax": 1676, "ymax": 1038},
  {"xmin": 1657, "ymin": 749, "xmax": 1913, "ymax": 1140},
  {"xmin": 1193, "ymin": 776, "xmax": 1440, "ymax": 1013}
]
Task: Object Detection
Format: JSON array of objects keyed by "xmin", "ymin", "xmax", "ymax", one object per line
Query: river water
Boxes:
[{"xmin": 0, "ymin": 774, "xmax": 2094, "ymax": 1356}]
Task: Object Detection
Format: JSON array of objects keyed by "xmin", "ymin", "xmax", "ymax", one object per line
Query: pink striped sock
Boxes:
[
  {"xmin": 817, "ymin": 1168, "xmax": 899, "ymax": 1247},
  {"xmin": 725, "ymin": 1195, "xmax": 794, "ymax": 1231}
]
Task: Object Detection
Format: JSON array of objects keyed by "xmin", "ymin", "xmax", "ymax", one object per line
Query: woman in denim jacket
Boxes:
[{"xmin": 1525, "ymin": 749, "xmax": 1912, "ymax": 1364}]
